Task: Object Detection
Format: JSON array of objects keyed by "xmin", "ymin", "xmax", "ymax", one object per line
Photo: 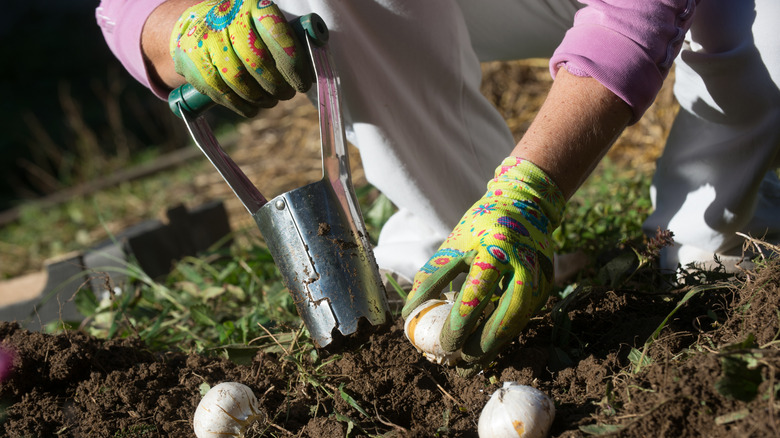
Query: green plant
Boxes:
[
  {"xmin": 555, "ymin": 157, "xmax": 653, "ymax": 256},
  {"xmin": 357, "ymin": 187, "xmax": 396, "ymax": 245},
  {"xmin": 629, "ymin": 283, "xmax": 727, "ymax": 373},
  {"xmin": 73, "ymin": 229, "xmax": 299, "ymax": 353}
]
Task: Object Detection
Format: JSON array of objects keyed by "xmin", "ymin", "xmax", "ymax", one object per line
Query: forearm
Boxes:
[
  {"xmin": 141, "ymin": 0, "xmax": 198, "ymax": 90},
  {"xmin": 511, "ymin": 68, "xmax": 632, "ymax": 199}
]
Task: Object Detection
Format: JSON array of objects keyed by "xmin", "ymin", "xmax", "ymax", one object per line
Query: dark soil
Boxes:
[{"xmin": 2, "ymin": 258, "xmax": 779, "ymax": 437}]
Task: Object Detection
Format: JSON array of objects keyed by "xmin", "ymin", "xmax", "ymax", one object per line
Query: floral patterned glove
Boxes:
[
  {"xmin": 402, "ymin": 157, "xmax": 565, "ymax": 371},
  {"xmin": 170, "ymin": 0, "xmax": 311, "ymax": 117}
]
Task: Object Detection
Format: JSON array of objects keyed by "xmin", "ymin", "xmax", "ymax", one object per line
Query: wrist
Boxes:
[
  {"xmin": 510, "ymin": 68, "xmax": 631, "ymax": 199},
  {"xmin": 141, "ymin": 0, "xmax": 198, "ymax": 89},
  {"xmin": 488, "ymin": 156, "xmax": 566, "ymax": 229}
]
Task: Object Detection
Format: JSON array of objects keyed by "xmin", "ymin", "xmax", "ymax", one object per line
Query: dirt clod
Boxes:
[{"xmin": 317, "ymin": 222, "xmax": 331, "ymax": 236}]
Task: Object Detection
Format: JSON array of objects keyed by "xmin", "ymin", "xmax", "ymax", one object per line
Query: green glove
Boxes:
[
  {"xmin": 170, "ymin": 0, "xmax": 312, "ymax": 117},
  {"xmin": 402, "ymin": 157, "xmax": 565, "ymax": 371}
]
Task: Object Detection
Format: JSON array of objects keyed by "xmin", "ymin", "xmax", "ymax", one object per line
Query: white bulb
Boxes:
[
  {"xmin": 403, "ymin": 298, "xmax": 462, "ymax": 366},
  {"xmin": 193, "ymin": 382, "xmax": 264, "ymax": 438},
  {"xmin": 478, "ymin": 382, "xmax": 555, "ymax": 438}
]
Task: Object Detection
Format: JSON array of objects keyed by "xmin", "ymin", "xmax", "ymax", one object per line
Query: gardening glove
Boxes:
[
  {"xmin": 402, "ymin": 156, "xmax": 565, "ymax": 374},
  {"xmin": 170, "ymin": 0, "xmax": 312, "ymax": 117}
]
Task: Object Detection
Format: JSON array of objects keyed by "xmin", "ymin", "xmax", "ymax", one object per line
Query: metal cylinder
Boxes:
[{"xmin": 254, "ymin": 179, "xmax": 391, "ymax": 349}]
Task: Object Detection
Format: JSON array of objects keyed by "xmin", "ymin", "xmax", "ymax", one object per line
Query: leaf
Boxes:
[
  {"xmin": 628, "ymin": 347, "xmax": 652, "ymax": 371},
  {"xmin": 217, "ymin": 320, "xmax": 236, "ymax": 343},
  {"xmin": 384, "ymin": 273, "xmax": 407, "ymax": 301},
  {"xmin": 550, "ymin": 284, "xmax": 590, "ymax": 347},
  {"xmin": 177, "ymin": 263, "xmax": 207, "ymax": 285},
  {"xmin": 633, "ymin": 284, "xmax": 723, "ymax": 373},
  {"xmin": 556, "ymin": 283, "xmax": 579, "ymax": 300},
  {"xmin": 596, "ymin": 251, "xmax": 638, "ymax": 288},
  {"xmin": 74, "ymin": 288, "xmax": 99, "ymax": 317},
  {"xmin": 224, "ymin": 283, "xmax": 246, "ymax": 300},
  {"xmin": 221, "ymin": 345, "xmax": 260, "ymax": 366},
  {"xmin": 216, "ymin": 260, "xmax": 239, "ymax": 282},
  {"xmin": 198, "ymin": 382, "xmax": 211, "ymax": 397},
  {"xmin": 108, "ymin": 287, "xmax": 137, "ymax": 339},
  {"xmin": 596, "ymin": 381, "xmax": 622, "ymax": 417},
  {"xmin": 365, "ymin": 193, "xmax": 396, "ymax": 231},
  {"xmin": 436, "ymin": 408, "xmax": 451, "ymax": 435},
  {"xmin": 339, "ymin": 383, "xmax": 370, "ymax": 418},
  {"xmin": 200, "ymin": 286, "xmax": 227, "ymax": 300},
  {"xmin": 190, "ymin": 304, "xmax": 217, "ymax": 327},
  {"xmin": 139, "ymin": 307, "xmax": 169, "ymax": 343},
  {"xmin": 715, "ymin": 334, "xmax": 764, "ymax": 402},
  {"xmin": 579, "ymin": 423, "xmax": 626, "ymax": 435},
  {"xmin": 333, "ymin": 412, "xmax": 363, "ymax": 437}
]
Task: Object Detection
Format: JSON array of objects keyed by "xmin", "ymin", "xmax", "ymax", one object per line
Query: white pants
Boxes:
[
  {"xmin": 643, "ymin": 0, "xmax": 780, "ymax": 270},
  {"xmin": 280, "ymin": 0, "xmax": 780, "ymax": 278}
]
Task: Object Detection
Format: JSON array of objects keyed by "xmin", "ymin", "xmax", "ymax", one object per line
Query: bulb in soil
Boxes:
[
  {"xmin": 403, "ymin": 298, "xmax": 461, "ymax": 365},
  {"xmin": 193, "ymin": 382, "xmax": 264, "ymax": 438},
  {"xmin": 478, "ymin": 382, "xmax": 555, "ymax": 438}
]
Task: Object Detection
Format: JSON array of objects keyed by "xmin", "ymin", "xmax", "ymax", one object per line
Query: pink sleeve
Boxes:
[
  {"xmin": 550, "ymin": 0, "xmax": 697, "ymax": 123},
  {"xmin": 96, "ymin": 0, "xmax": 170, "ymax": 99}
]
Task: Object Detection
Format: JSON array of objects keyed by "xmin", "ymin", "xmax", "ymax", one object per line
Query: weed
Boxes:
[
  {"xmin": 714, "ymin": 334, "xmax": 766, "ymax": 402},
  {"xmin": 68, "ymin": 229, "xmax": 299, "ymax": 353},
  {"xmin": 556, "ymin": 157, "xmax": 653, "ymax": 256},
  {"xmin": 631, "ymin": 283, "xmax": 728, "ymax": 373}
]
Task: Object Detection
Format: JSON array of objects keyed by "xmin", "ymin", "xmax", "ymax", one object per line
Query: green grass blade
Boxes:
[
  {"xmin": 633, "ymin": 284, "xmax": 724, "ymax": 373},
  {"xmin": 339, "ymin": 383, "xmax": 371, "ymax": 419}
]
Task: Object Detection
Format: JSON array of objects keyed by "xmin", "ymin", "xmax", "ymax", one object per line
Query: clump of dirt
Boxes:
[
  {"xmin": 317, "ymin": 222, "xmax": 331, "ymax": 236},
  {"xmin": 1, "ymin": 259, "xmax": 778, "ymax": 437}
]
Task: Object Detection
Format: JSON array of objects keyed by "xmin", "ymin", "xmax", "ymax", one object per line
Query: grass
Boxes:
[
  {"xmin": 70, "ymin": 229, "xmax": 297, "ymax": 354},
  {"xmin": 42, "ymin": 181, "xmax": 396, "ymax": 358},
  {"xmin": 556, "ymin": 156, "xmax": 654, "ymax": 256},
  {"xmin": 0, "ymin": 158, "xmax": 211, "ymax": 280}
]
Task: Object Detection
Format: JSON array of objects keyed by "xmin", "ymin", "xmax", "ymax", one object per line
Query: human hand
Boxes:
[
  {"xmin": 170, "ymin": 0, "xmax": 311, "ymax": 117},
  {"xmin": 402, "ymin": 157, "xmax": 565, "ymax": 374}
]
